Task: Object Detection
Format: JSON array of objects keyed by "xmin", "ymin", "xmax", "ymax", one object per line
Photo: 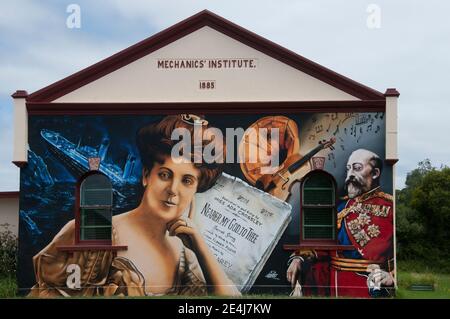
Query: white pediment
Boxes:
[{"xmin": 54, "ymin": 26, "xmax": 359, "ymax": 103}]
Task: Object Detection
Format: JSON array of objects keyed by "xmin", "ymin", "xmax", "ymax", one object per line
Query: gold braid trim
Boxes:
[
  {"xmin": 337, "ymin": 207, "xmax": 352, "ymax": 229},
  {"xmin": 332, "ymin": 266, "xmax": 372, "ymax": 272},
  {"xmin": 374, "ymin": 191, "xmax": 393, "ymax": 203},
  {"xmin": 356, "ymin": 188, "xmax": 393, "ymax": 203},
  {"xmin": 331, "ymin": 257, "xmax": 378, "ymax": 264},
  {"xmin": 331, "ymin": 257, "xmax": 393, "ymax": 272},
  {"xmin": 338, "ymin": 189, "xmax": 393, "ymax": 228}
]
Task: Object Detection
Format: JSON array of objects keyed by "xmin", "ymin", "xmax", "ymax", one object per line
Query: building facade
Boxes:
[
  {"xmin": 12, "ymin": 11, "xmax": 399, "ymax": 297},
  {"xmin": 0, "ymin": 192, "xmax": 20, "ymax": 237}
]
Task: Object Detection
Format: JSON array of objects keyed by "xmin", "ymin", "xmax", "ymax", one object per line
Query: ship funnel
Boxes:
[
  {"xmin": 123, "ymin": 154, "xmax": 136, "ymax": 180},
  {"xmin": 98, "ymin": 137, "xmax": 110, "ymax": 161}
]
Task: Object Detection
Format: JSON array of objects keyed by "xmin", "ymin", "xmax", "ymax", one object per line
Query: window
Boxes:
[
  {"xmin": 79, "ymin": 173, "xmax": 112, "ymax": 242},
  {"xmin": 301, "ymin": 172, "xmax": 336, "ymax": 241}
]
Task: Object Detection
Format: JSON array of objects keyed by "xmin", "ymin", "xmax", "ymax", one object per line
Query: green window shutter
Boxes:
[
  {"xmin": 302, "ymin": 173, "xmax": 335, "ymax": 240},
  {"xmin": 80, "ymin": 225, "xmax": 112, "ymax": 241},
  {"xmin": 81, "ymin": 174, "xmax": 112, "ymax": 206},
  {"xmin": 303, "ymin": 207, "xmax": 335, "ymax": 239},
  {"xmin": 303, "ymin": 188, "xmax": 334, "ymax": 205},
  {"xmin": 80, "ymin": 174, "xmax": 112, "ymax": 241}
]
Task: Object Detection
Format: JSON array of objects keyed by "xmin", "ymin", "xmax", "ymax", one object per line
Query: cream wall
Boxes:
[
  {"xmin": 55, "ymin": 26, "xmax": 360, "ymax": 103},
  {"xmin": 0, "ymin": 197, "xmax": 19, "ymax": 237},
  {"xmin": 13, "ymin": 97, "xmax": 28, "ymax": 163},
  {"xmin": 386, "ymin": 96, "xmax": 398, "ymax": 160}
]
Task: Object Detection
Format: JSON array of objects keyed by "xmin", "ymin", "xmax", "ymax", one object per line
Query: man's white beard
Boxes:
[{"xmin": 347, "ymin": 183, "xmax": 362, "ymax": 199}]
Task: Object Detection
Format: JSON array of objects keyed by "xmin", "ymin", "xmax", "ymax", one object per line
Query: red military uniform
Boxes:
[
  {"xmin": 293, "ymin": 186, "xmax": 394, "ymax": 297},
  {"xmin": 330, "ymin": 186, "xmax": 394, "ymax": 297}
]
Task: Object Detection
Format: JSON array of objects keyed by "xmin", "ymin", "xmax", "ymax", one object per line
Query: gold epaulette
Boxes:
[
  {"xmin": 351, "ymin": 187, "xmax": 393, "ymax": 203},
  {"xmin": 375, "ymin": 191, "xmax": 393, "ymax": 202}
]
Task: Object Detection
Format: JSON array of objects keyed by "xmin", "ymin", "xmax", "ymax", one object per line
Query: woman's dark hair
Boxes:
[{"xmin": 136, "ymin": 115, "xmax": 225, "ymax": 193}]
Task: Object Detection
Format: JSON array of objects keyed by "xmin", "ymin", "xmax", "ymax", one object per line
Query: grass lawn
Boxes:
[
  {"xmin": 0, "ymin": 276, "xmax": 17, "ymax": 298},
  {"xmin": 2, "ymin": 267, "xmax": 449, "ymax": 299},
  {"xmin": 396, "ymin": 271, "xmax": 450, "ymax": 299}
]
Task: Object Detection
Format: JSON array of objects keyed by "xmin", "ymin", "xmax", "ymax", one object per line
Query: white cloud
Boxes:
[
  {"xmin": 1, "ymin": 0, "xmax": 450, "ymax": 191},
  {"xmin": 0, "ymin": 103, "xmax": 19, "ymax": 191},
  {"xmin": 0, "ymin": 0, "xmax": 58, "ymax": 34},
  {"xmin": 0, "ymin": 38, "xmax": 125, "ymax": 96},
  {"xmin": 0, "ymin": 0, "xmax": 129, "ymax": 190}
]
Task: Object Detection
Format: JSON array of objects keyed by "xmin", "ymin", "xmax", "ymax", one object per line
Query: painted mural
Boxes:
[{"xmin": 18, "ymin": 112, "xmax": 394, "ymax": 297}]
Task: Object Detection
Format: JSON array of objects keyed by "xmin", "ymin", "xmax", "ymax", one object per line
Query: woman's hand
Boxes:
[
  {"xmin": 167, "ymin": 216, "xmax": 199, "ymax": 238},
  {"xmin": 167, "ymin": 199, "xmax": 200, "ymax": 249},
  {"xmin": 166, "ymin": 199, "xmax": 240, "ymax": 296}
]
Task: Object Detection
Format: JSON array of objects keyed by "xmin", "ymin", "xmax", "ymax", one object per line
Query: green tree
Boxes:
[
  {"xmin": 396, "ymin": 160, "xmax": 450, "ymax": 272},
  {"xmin": 410, "ymin": 168, "xmax": 450, "ymax": 245}
]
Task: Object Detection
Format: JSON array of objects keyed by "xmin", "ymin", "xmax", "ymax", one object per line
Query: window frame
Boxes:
[
  {"xmin": 75, "ymin": 171, "xmax": 113, "ymax": 245},
  {"xmin": 299, "ymin": 170, "xmax": 338, "ymax": 245}
]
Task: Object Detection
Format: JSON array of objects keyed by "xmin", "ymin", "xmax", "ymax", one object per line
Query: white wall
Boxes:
[
  {"xmin": 0, "ymin": 196, "xmax": 19, "ymax": 237},
  {"xmin": 13, "ymin": 97, "xmax": 28, "ymax": 163},
  {"xmin": 55, "ymin": 26, "xmax": 359, "ymax": 103},
  {"xmin": 385, "ymin": 95, "xmax": 398, "ymax": 160}
]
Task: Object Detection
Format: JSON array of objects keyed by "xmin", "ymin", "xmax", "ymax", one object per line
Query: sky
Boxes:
[{"xmin": 1, "ymin": 0, "xmax": 449, "ymax": 191}]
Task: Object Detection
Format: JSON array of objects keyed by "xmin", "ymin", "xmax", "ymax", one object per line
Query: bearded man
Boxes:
[{"xmin": 287, "ymin": 149, "xmax": 395, "ymax": 297}]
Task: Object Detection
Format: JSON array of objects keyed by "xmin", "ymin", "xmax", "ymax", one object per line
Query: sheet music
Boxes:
[
  {"xmin": 299, "ymin": 112, "xmax": 386, "ymax": 171},
  {"xmin": 193, "ymin": 173, "xmax": 292, "ymax": 292}
]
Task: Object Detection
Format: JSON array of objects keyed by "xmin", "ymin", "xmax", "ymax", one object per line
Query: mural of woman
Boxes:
[{"xmin": 29, "ymin": 114, "xmax": 240, "ymax": 297}]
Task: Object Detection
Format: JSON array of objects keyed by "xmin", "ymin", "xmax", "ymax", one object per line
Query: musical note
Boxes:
[
  {"xmin": 357, "ymin": 135, "xmax": 362, "ymax": 143},
  {"xmin": 333, "ymin": 124, "xmax": 340, "ymax": 136},
  {"xmin": 328, "ymin": 152, "xmax": 336, "ymax": 168},
  {"xmin": 326, "ymin": 123, "xmax": 331, "ymax": 132},
  {"xmin": 344, "ymin": 127, "xmax": 347, "ymax": 135},
  {"xmin": 380, "ymin": 113, "xmax": 385, "ymax": 120},
  {"xmin": 351, "ymin": 125, "xmax": 358, "ymax": 139},
  {"xmin": 356, "ymin": 114, "xmax": 370, "ymax": 126},
  {"xmin": 340, "ymin": 144, "xmax": 345, "ymax": 151},
  {"xmin": 367, "ymin": 124, "xmax": 373, "ymax": 132},
  {"xmin": 331, "ymin": 112, "xmax": 338, "ymax": 121},
  {"xmin": 375, "ymin": 112, "xmax": 379, "ymax": 119},
  {"xmin": 375, "ymin": 125, "xmax": 380, "ymax": 133},
  {"xmin": 338, "ymin": 136, "xmax": 344, "ymax": 142},
  {"xmin": 360, "ymin": 127, "xmax": 363, "ymax": 134},
  {"xmin": 315, "ymin": 124, "xmax": 323, "ymax": 133}
]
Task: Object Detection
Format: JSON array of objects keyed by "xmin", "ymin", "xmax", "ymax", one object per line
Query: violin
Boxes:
[{"xmin": 256, "ymin": 137, "xmax": 336, "ymax": 201}]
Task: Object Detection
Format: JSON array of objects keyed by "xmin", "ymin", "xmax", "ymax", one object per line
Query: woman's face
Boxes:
[{"xmin": 141, "ymin": 156, "xmax": 200, "ymax": 222}]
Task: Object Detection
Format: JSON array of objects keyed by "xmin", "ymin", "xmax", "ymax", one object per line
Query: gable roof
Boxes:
[{"xmin": 27, "ymin": 10, "xmax": 385, "ymax": 103}]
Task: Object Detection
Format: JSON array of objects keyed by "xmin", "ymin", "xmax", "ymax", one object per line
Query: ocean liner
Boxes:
[{"xmin": 41, "ymin": 129, "xmax": 136, "ymax": 184}]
